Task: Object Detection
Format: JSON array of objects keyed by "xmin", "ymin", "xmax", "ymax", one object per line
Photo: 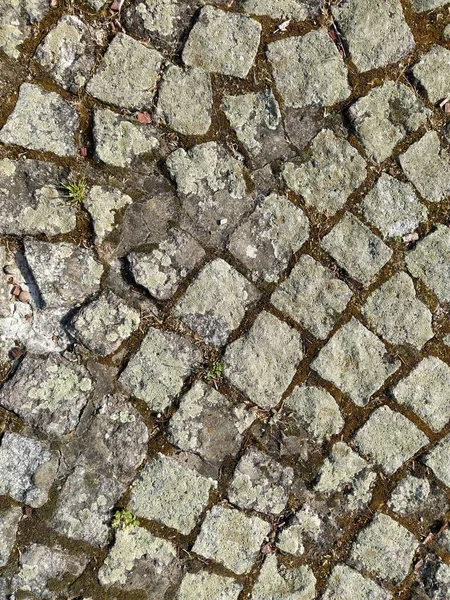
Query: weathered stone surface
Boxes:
[
  {"xmin": 388, "ymin": 475, "xmax": 431, "ymax": 516},
  {"xmin": 0, "ymin": 432, "xmax": 57, "ymax": 507},
  {"xmin": 272, "ymin": 254, "xmax": 352, "ymax": 339},
  {"xmin": 0, "ymin": 83, "xmax": 78, "ymax": 156},
  {"xmin": 24, "ymin": 239, "xmax": 103, "ymax": 310},
  {"xmin": 0, "ymin": 0, "xmax": 48, "ymax": 59},
  {"xmin": 156, "ymin": 66, "xmax": 212, "ymax": 136},
  {"xmin": 224, "ymin": 311, "xmax": 303, "ymax": 409},
  {"xmin": 192, "ymin": 505, "xmax": 270, "ymax": 575},
  {"xmin": 348, "ymin": 81, "xmax": 430, "ymax": 163},
  {"xmin": 276, "ymin": 507, "xmax": 322, "ymax": 557},
  {"xmin": 400, "ymin": 131, "xmax": 450, "ymax": 203},
  {"xmin": 312, "ymin": 318, "xmax": 400, "ymax": 406},
  {"xmin": 242, "ymin": 0, "xmax": 320, "ymax": 20},
  {"xmin": 349, "ymin": 513, "xmax": 418, "ymax": 584},
  {"xmin": 353, "ymin": 405, "xmax": 428, "ymax": 474},
  {"xmin": 412, "ymin": 0, "xmax": 449, "ymax": 10},
  {"xmin": 284, "ymin": 105, "xmax": 324, "ymax": 152},
  {"xmin": 128, "ymin": 453, "xmax": 215, "ymax": 535},
  {"xmin": 84, "ymin": 185, "xmax": 132, "ymax": 245},
  {"xmin": 283, "ymin": 130, "xmax": 367, "ymax": 216},
  {"xmin": 424, "ymin": 433, "xmax": 450, "ymax": 487},
  {"xmin": 251, "ymin": 555, "xmax": 316, "ymax": 600},
  {"xmin": 412, "ymin": 45, "xmax": 450, "ymax": 104},
  {"xmin": 267, "ymin": 30, "xmax": 350, "ymax": 109},
  {"xmin": 323, "ymin": 564, "xmax": 393, "ymax": 600},
  {"xmin": 0, "ymin": 507, "xmax": 21, "ymax": 567},
  {"xmin": 360, "ymin": 173, "xmax": 428, "ymax": 240},
  {"xmin": 119, "ymin": 328, "xmax": 201, "ymax": 411},
  {"xmin": 414, "ymin": 556, "xmax": 450, "ymax": 600},
  {"xmin": 177, "ymin": 571, "xmax": 242, "ymax": 600},
  {"xmin": 182, "ymin": 6, "xmax": 261, "ymax": 78},
  {"xmin": 0, "ymin": 354, "xmax": 92, "ymax": 437},
  {"xmin": 173, "ymin": 258, "xmax": 260, "ymax": 346},
  {"xmin": 321, "ymin": 213, "xmax": 392, "ymax": 285},
  {"xmin": 332, "ymin": 0, "xmax": 415, "ymax": 72}
]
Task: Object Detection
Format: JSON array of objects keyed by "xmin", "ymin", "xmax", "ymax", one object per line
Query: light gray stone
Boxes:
[
  {"xmin": 283, "ymin": 130, "xmax": 367, "ymax": 216},
  {"xmin": 388, "ymin": 475, "xmax": 431, "ymax": 516},
  {"xmin": 411, "ymin": 45, "xmax": 450, "ymax": 104},
  {"xmin": 251, "ymin": 555, "xmax": 316, "ymax": 600},
  {"xmin": 424, "ymin": 433, "xmax": 450, "ymax": 487},
  {"xmin": 267, "ymin": 30, "xmax": 350, "ymax": 109},
  {"xmin": 242, "ymin": 0, "xmax": 321, "ymax": 20},
  {"xmin": 84, "ymin": 185, "xmax": 132, "ymax": 245},
  {"xmin": 412, "ymin": 0, "xmax": 450, "ymax": 10},
  {"xmin": 177, "ymin": 571, "xmax": 242, "ymax": 600},
  {"xmin": 323, "ymin": 564, "xmax": 392, "ymax": 600},
  {"xmin": 224, "ymin": 311, "xmax": 303, "ymax": 409},
  {"xmin": 276, "ymin": 507, "xmax": 322, "ymax": 557},
  {"xmin": 0, "ymin": 0, "xmax": 48, "ymax": 59},
  {"xmin": 0, "ymin": 507, "xmax": 21, "ymax": 567}
]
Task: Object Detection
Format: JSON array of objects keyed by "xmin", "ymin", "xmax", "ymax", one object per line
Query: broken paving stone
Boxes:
[
  {"xmin": 388, "ymin": 475, "xmax": 432, "ymax": 516},
  {"xmin": 323, "ymin": 564, "xmax": 393, "ymax": 600},
  {"xmin": 84, "ymin": 185, "xmax": 132, "ymax": 246},
  {"xmin": 24, "ymin": 239, "xmax": 103, "ymax": 310},
  {"xmin": 362, "ymin": 272, "xmax": 433, "ymax": 349},
  {"xmin": 173, "ymin": 258, "xmax": 260, "ymax": 347},
  {"xmin": 312, "ymin": 318, "xmax": 400, "ymax": 407},
  {"xmin": 353, "ymin": 405, "xmax": 428, "ymax": 475},
  {"xmin": 86, "ymin": 33, "xmax": 163, "ymax": 111},
  {"xmin": 0, "ymin": 432, "xmax": 57, "ymax": 508},
  {"xmin": 400, "ymin": 131, "xmax": 450, "ymax": 203},
  {"xmin": 283, "ymin": 130, "xmax": 367, "ymax": 216},
  {"xmin": 0, "ymin": 507, "xmax": 21, "ymax": 567},
  {"xmin": 227, "ymin": 447, "xmax": 293, "ymax": 515},
  {"xmin": 424, "ymin": 433, "xmax": 450, "ymax": 487},
  {"xmin": 128, "ymin": 228, "xmax": 205, "ymax": 300},
  {"xmin": 393, "ymin": 356, "xmax": 450, "ymax": 432},
  {"xmin": 0, "ymin": 354, "xmax": 92, "ymax": 437},
  {"xmin": 267, "ymin": 29, "xmax": 350, "ymax": 109},
  {"xmin": 128, "ymin": 453, "xmax": 215, "ymax": 535},
  {"xmin": 321, "ymin": 213, "xmax": 392, "ymax": 285},
  {"xmin": 360, "ymin": 173, "xmax": 428, "ymax": 240},
  {"xmin": 284, "ymin": 105, "xmax": 324, "ymax": 152},
  {"xmin": 332, "ymin": 0, "xmax": 415, "ymax": 72},
  {"xmin": 182, "ymin": 6, "xmax": 261, "ymax": 79},
  {"xmin": 242, "ymin": 0, "xmax": 321, "ymax": 20},
  {"xmin": 251, "ymin": 555, "xmax": 316, "ymax": 600},
  {"xmin": 349, "ymin": 513, "xmax": 418, "ymax": 584},
  {"xmin": 0, "ymin": 0, "xmax": 49, "ymax": 59},
  {"xmin": 227, "ymin": 193, "xmax": 310, "ymax": 283},
  {"xmin": 224, "ymin": 311, "xmax": 303, "ymax": 409},
  {"xmin": 411, "ymin": 45, "xmax": 450, "ymax": 104},
  {"xmin": 0, "ymin": 83, "xmax": 78, "ymax": 157},
  {"xmin": 271, "ymin": 254, "xmax": 352, "ymax": 340},
  {"xmin": 192, "ymin": 505, "xmax": 271, "ymax": 575},
  {"xmin": 348, "ymin": 81, "xmax": 430, "ymax": 163},
  {"xmin": 276, "ymin": 507, "xmax": 322, "ymax": 557},
  {"xmin": 177, "ymin": 571, "xmax": 242, "ymax": 600}
]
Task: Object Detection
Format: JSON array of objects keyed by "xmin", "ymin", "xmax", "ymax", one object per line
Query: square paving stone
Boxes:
[
  {"xmin": 424, "ymin": 433, "xmax": 450, "ymax": 487},
  {"xmin": 119, "ymin": 327, "xmax": 201, "ymax": 412},
  {"xmin": 276, "ymin": 507, "xmax": 322, "ymax": 557},
  {"xmin": 84, "ymin": 185, "xmax": 132, "ymax": 246},
  {"xmin": 173, "ymin": 258, "xmax": 260, "ymax": 347},
  {"xmin": 0, "ymin": 0, "xmax": 49, "ymax": 59},
  {"xmin": 331, "ymin": 0, "xmax": 415, "ymax": 72},
  {"xmin": 362, "ymin": 272, "xmax": 433, "ymax": 349},
  {"xmin": 411, "ymin": 45, "xmax": 450, "ymax": 104},
  {"xmin": 271, "ymin": 254, "xmax": 352, "ymax": 340},
  {"xmin": 360, "ymin": 173, "xmax": 428, "ymax": 240},
  {"xmin": 399, "ymin": 131, "xmax": 450, "ymax": 203},
  {"xmin": 224, "ymin": 311, "xmax": 303, "ymax": 409},
  {"xmin": 283, "ymin": 130, "xmax": 367, "ymax": 216},
  {"xmin": 393, "ymin": 357, "xmax": 450, "ymax": 432},
  {"xmin": 182, "ymin": 6, "xmax": 261, "ymax": 78},
  {"xmin": 353, "ymin": 405, "xmax": 429, "ymax": 474},
  {"xmin": 0, "ymin": 507, "xmax": 21, "ymax": 567},
  {"xmin": 177, "ymin": 571, "xmax": 242, "ymax": 600},
  {"xmin": 267, "ymin": 29, "xmax": 350, "ymax": 110},
  {"xmin": 251, "ymin": 555, "xmax": 316, "ymax": 600},
  {"xmin": 0, "ymin": 83, "xmax": 78, "ymax": 157},
  {"xmin": 323, "ymin": 564, "xmax": 392, "ymax": 600},
  {"xmin": 192, "ymin": 505, "xmax": 271, "ymax": 574},
  {"xmin": 312, "ymin": 318, "xmax": 400, "ymax": 406},
  {"xmin": 349, "ymin": 513, "xmax": 418, "ymax": 584},
  {"xmin": 128, "ymin": 453, "xmax": 215, "ymax": 535},
  {"xmin": 406, "ymin": 225, "xmax": 450, "ymax": 303},
  {"xmin": 321, "ymin": 213, "xmax": 392, "ymax": 285},
  {"xmin": 348, "ymin": 81, "xmax": 430, "ymax": 163},
  {"xmin": 387, "ymin": 474, "xmax": 436, "ymax": 517}
]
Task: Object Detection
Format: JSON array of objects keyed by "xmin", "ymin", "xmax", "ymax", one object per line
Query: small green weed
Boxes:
[
  {"xmin": 204, "ymin": 360, "xmax": 224, "ymax": 383},
  {"xmin": 62, "ymin": 176, "xmax": 88, "ymax": 204},
  {"xmin": 111, "ymin": 508, "xmax": 140, "ymax": 530}
]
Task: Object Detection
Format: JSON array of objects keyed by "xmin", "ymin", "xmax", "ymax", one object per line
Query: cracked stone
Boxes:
[
  {"xmin": 353, "ymin": 405, "xmax": 428, "ymax": 474},
  {"xmin": 177, "ymin": 571, "xmax": 242, "ymax": 600},
  {"xmin": 182, "ymin": 6, "xmax": 261, "ymax": 78},
  {"xmin": 242, "ymin": 0, "xmax": 321, "ymax": 20},
  {"xmin": 388, "ymin": 475, "xmax": 431, "ymax": 516},
  {"xmin": 271, "ymin": 254, "xmax": 352, "ymax": 339},
  {"xmin": 284, "ymin": 105, "xmax": 324, "ymax": 152},
  {"xmin": 424, "ymin": 433, "xmax": 450, "ymax": 487},
  {"xmin": 251, "ymin": 555, "xmax": 316, "ymax": 600},
  {"xmin": 283, "ymin": 130, "xmax": 367, "ymax": 216},
  {"xmin": 321, "ymin": 213, "xmax": 392, "ymax": 285},
  {"xmin": 173, "ymin": 258, "xmax": 260, "ymax": 346},
  {"xmin": 267, "ymin": 30, "xmax": 350, "ymax": 109},
  {"xmin": 0, "ymin": 0, "xmax": 49, "ymax": 59},
  {"xmin": 224, "ymin": 311, "xmax": 303, "ymax": 409},
  {"xmin": 0, "ymin": 507, "xmax": 21, "ymax": 567},
  {"xmin": 84, "ymin": 185, "xmax": 133, "ymax": 246},
  {"xmin": 276, "ymin": 507, "xmax": 322, "ymax": 557},
  {"xmin": 411, "ymin": 45, "xmax": 450, "ymax": 104},
  {"xmin": 323, "ymin": 564, "xmax": 393, "ymax": 600},
  {"xmin": 0, "ymin": 83, "xmax": 78, "ymax": 156}
]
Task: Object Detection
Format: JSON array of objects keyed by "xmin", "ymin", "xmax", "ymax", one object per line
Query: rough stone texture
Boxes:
[
  {"xmin": 332, "ymin": 0, "xmax": 415, "ymax": 72},
  {"xmin": 192, "ymin": 505, "xmax": 271, "ymax": 575},
  {"xmin": 182, "ymin": 6, "xmax": 261, "ymax": 78},
  {"xmin": 242, "ymin": 0, "xmax": 320, "ymax": 20},
  {"xmin": 267, "ymin": 30, "xmax": 350, "ymax": 109},
  {"xmin": 0, "ymin": 507, "xmax": 21, "ymax": 567},
  {"xmin": 283, "ymin": 130, "xmax": 367, "ymax": 216},
  {"xmin": 321, "ymin": 213, "xmax": 392, "ymax": 285},
  {"xmin": 388, "ymin": 475, "xmax": 432, "ymax": 516},
  {"xmin": 348, "ymin": 81, "xmax": 430, "ymax": 163},
  {"xmin": 349, "ymin": 513, "xmax": 418, "ymax": 584},
  {"xmin": 177, "ymin": 571, "xmax": 242, "ymax": 600},
  {"xmin": 0, "ymin": 83, "xmax": 78, "ymax": 156},
  {"xmin": 276, "ymin": 507, "xmax": 322, "ymax": 557},
  {"xmin": 411, "ymin": 45, "xmax": 450, "ymax": 104},
  {"xmin": 323, "ymin": 564, "xmax": 393, "ymax": 600},
  {"xmin": 0, "ymin": 432, "xmax": 57, "ymax": 507},
  {"xmin": 128, "ymin": 453, "xmax": 215, "ymax": 535},
  {"xmin": 173, "ymin": 258, "xmax": 260, "ymax": 346},
  {"xmin": 412, "ymin": 0, "xmax": 450, "ymax": 10},
  {"xmin": 360, "ymin": 173, "xmax": 428, "ymax": 240},
  {"xmin": 271, "ymin": 254, "xmax": 352, "ymax": 339},
  {"xmin": 251, "ymin": 555, "xmax": 316, "ymax": 600},
  {"xmin": 224, "ymin": 311, "xmax": 303, "ymax": 409},
  {"xmin": 0, "ymin": 0, "xmax": 49, "ymax": 59},
  {"xmin": 353, "ymin": 405, "xmax": 428, "ymax": 474},
  {"xmin": 424, "ymin": 433, "xmax": 450, "ymax": 487},
  {"xmin": 84, "ymin": 185, "xmax": 132, "ymax": 245},
  {"xmin": 312, "ymin": 318, "xmax": 400, "ymax": 406},
  {"xmin": 414, "ymin": 556, "xmax": 450, "ymax": 600}
]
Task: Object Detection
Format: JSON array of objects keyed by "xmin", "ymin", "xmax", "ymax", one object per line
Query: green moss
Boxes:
[{"xmin": 111, "ymin": 508, "xmax": 140, "ymax": 530}]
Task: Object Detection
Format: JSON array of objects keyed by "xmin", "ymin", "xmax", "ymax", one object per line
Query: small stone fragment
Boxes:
[
  {"xmin": 411, "ymin": 45, "xmax": 450, "ymax": 104},
  {"xmin": 414, "ymin": 555, "xmax": 450, "ymax": 600},
  {"xmin": 84, "ymin": 185, "xmax": 132, "ymax": 245},
  {"xmin": 276, "ymin": 507, "xmax": 322, "ymax": 557},
  {"xmin": 388, "ymin": 475, "xmax": 431, "ymax": 516},
  {"xmin": 0, "ymin": 507, "xmax": 21, "ymax": 566},
  {"xmin": 424, "ymin": 433, "xmax": 450, "ymax": 487},
  {"xmin": 323, "ymin": 564, "xmax": 393, "ymax": 600},
  {"xmin": 0, "ymin": 0, "xmax": 48, "ymax": 59},
  {"xmin": 251, "ymin": 554, "xmax": 316, "ymax": 600},
  {"xmin": 177, "ymin": 571, "xmax": 242, "ymax": 600},
  {"xmin": 412, "ymin": 0, "xmax": 449, "ymax": 9},
  {"xmin": 242, "ymin": 0, "xmax": 321, "ymax": 20}
]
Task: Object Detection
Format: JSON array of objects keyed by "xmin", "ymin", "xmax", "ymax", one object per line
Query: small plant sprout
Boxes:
[
  {"xmin": 111, "ymin": 508, "xmax": 140, "ymax": 530},
  {"xmin": 204, "ymin": 360, "xmax": 225, "ymax": 384},
  {"xmin": 62, "ymin": 176, "xmax": 88, "ymax": 205}
]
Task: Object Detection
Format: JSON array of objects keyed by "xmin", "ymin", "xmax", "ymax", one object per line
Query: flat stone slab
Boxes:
[
  {"xmin": 242, "ymin": 0, "xmax": 321, "ymax": 20},
  {"xmin": 387, "ymin": 474, "xmax": 434, "ymax": 517},
  {"xmin": 276, "ymin": 507, "xmax": 322, "ymax": 557},
  {"xmin": 0, "ymin": 507, "xmax": 21, "ymax": 567},
  {"xmin": 224, "ymin": 311, "xmax": 303, "ymax": 409},
  {"xmin": 251, "ymin": 555, "xmax": 316, "ymax": 600},
  {"xmin": 323, "ymin": 564, "xmax": 392, "ymax": 600},
  {"xmin": 0, "ymin": 0, "xmax": 49, "ymax": 59},
  {"xmin": 84, "ymin": 185, "xmax": 132, "ymax": 245},
  {"xmin": 424, "ymin": 433, "xmax": 450, "ymax": 487},
  {"xmin": 267, "ymin": 30, "xmax": 350, "ymax": 109},
  {"xmin": 411, "ymin": 45, "xmax": 450, "ymax": 104},
  {"xmin": 177, "ymin": 571, "xmax": 242, "ymax": 600}
]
